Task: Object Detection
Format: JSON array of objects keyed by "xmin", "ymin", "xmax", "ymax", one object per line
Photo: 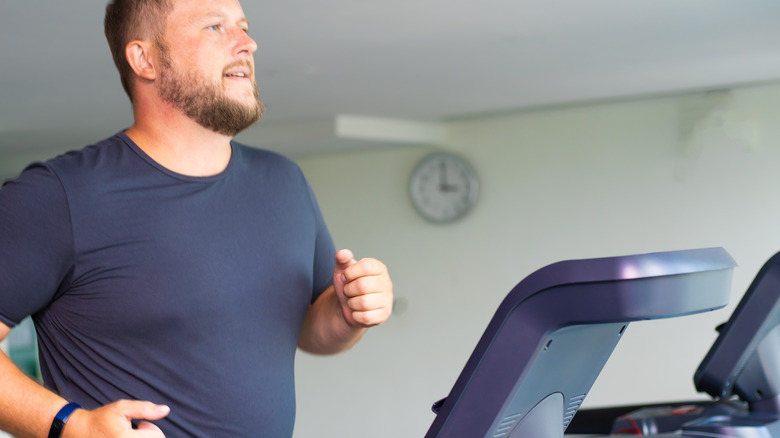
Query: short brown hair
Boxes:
[{"xmin": 104, "ymin": 0, "xmax": 173, "ymax": 101}]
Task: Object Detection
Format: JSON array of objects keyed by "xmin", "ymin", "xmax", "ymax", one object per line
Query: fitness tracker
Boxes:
[{"xmin": 48, "ymin": 402, "xmax": 82, "ymax": 438}]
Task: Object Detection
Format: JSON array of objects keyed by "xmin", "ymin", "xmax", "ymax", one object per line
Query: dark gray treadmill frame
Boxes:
[
  {"xmin": 426, "ymin": 247, "xmax": 736, "ymax": 438},
  {"xmin": 695, "ymin": 250, "xmax": 780, "ymax": 412}
]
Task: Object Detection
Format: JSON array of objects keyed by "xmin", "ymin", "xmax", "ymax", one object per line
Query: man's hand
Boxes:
[
  {"xmin": 298, "ymin": 249, "xmax": 393, "ymax": 354},
  {"xmin": 332, "ymin": 249, "xmax": 393, "ymax": 328},
  {"xmin": 64, "ymin": 400, "xmax": 170, "ymax": 437}
]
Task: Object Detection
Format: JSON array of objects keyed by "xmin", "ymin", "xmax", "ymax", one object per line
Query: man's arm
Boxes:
[
  {"xmin": 0, "ymin": 322, "xmax": 169, "ymax": 437},
  {"xmin": 298, "ymin": 249, "xmax": 393, "ymax": 355},
  {"xmin": 0, "ymin": 322, "xmax": 71, "ymax": 438}
]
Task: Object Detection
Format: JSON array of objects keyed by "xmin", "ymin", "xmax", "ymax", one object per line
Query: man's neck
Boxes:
[{"xmin": 125, "ymin": 108, "xmax": 233, "ymax": 177}]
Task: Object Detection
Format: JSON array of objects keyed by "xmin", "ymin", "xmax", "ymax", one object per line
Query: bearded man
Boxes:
[{"xmin": 0, "ymin": 0, "xmax": 393, "ymax": 436}]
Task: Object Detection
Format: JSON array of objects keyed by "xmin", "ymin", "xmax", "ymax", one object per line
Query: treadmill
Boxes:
[
  {"xmin": 424, "ymin": 247, "xmax": 736, "ymax": 438},
  {"xmin": 568, "ymin": 250, "xmax": 780, "ymax": 437}
]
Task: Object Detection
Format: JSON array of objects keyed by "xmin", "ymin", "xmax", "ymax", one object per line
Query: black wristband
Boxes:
[{"xmin": 48, "ymin": 402, "xmax": 82, "ymax": 438}]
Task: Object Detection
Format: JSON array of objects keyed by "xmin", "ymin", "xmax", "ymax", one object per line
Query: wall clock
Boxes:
[{"xmin": 409, "ymin": 151, "xmax": 479, "ymax": 223}]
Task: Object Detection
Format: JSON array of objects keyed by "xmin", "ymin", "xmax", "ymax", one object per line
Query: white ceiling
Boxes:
[{"xmin": 2, "ymin": 1, "xmax": 780, "ymax": 156}]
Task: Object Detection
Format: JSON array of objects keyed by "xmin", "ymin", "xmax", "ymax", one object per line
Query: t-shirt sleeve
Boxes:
[{"xmin": 0, "ymin": 164, "xmax": 75, "ymax": 327}]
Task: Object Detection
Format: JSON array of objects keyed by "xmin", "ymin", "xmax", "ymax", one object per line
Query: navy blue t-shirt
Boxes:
[{"xmin": 0, "ymin": 132, "xmax": 336, "ymax": 436}]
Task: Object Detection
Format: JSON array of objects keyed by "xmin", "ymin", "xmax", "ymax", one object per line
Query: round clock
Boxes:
[{"xmin": 409, "ymin": 151, "xmax": 479, "ymax": 223}]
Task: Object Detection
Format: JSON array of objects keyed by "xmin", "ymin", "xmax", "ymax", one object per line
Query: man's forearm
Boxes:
[
  {"xmin": 298, "ymin": 286, "xmax": 367, "ymax": 355},
  {"xmin": 0, "ymin": 349, "xmax": 69, "ymax": 438}
]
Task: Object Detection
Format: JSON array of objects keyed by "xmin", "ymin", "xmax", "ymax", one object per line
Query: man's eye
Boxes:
[{"xmin": 207, "ymin": 24, "xmax": 221, "ymax": 31}]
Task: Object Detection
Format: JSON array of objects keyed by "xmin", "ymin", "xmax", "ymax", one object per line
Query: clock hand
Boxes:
[{"xmin": 439, "ymin": 159, "xmax": 447, "ymax": 191}]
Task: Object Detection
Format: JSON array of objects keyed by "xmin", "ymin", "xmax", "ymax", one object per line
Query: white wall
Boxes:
[{"xmin": 292, "ymin": 83, "xmax": 780, "ymax": 437}]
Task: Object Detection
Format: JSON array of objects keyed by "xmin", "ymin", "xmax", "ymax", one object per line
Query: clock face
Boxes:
[{"xmin": 409, "ymin": 152, "xmax": 479, "ymax": 223}]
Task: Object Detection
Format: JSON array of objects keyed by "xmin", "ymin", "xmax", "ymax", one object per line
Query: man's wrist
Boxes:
[{"xmin": 48, "ymin": 402, "xmax": 82, "ymax": 438}]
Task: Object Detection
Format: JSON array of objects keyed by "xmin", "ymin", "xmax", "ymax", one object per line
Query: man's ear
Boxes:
[{"xmin": 125, "ymin": 40, "xmax": 157, "ymax": 81}]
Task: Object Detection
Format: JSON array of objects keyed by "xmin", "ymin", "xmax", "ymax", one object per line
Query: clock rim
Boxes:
[{"xmin": 408, "ymin": 151, "xmax": 479, "ymax": 223}]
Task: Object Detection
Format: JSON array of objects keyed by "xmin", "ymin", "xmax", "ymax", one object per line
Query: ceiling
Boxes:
[{"xmin": 2, "ymin": 1, "xmax": 780, "ymax": 157}]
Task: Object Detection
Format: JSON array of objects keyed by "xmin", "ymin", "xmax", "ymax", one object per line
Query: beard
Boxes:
[{"xmin": 156, "ymin": 45, "xmax": 265, "ymax": 137}]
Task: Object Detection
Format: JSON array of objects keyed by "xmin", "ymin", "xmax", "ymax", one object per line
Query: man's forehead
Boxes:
[{"xmin": 168, "ymin": 0, "xmax": 247, "ymax": 22}]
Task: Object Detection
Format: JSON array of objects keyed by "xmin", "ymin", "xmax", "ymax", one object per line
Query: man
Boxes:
[{"xmin": 0, "ymin": 0, "xmax": 393, "ymax": 436}]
